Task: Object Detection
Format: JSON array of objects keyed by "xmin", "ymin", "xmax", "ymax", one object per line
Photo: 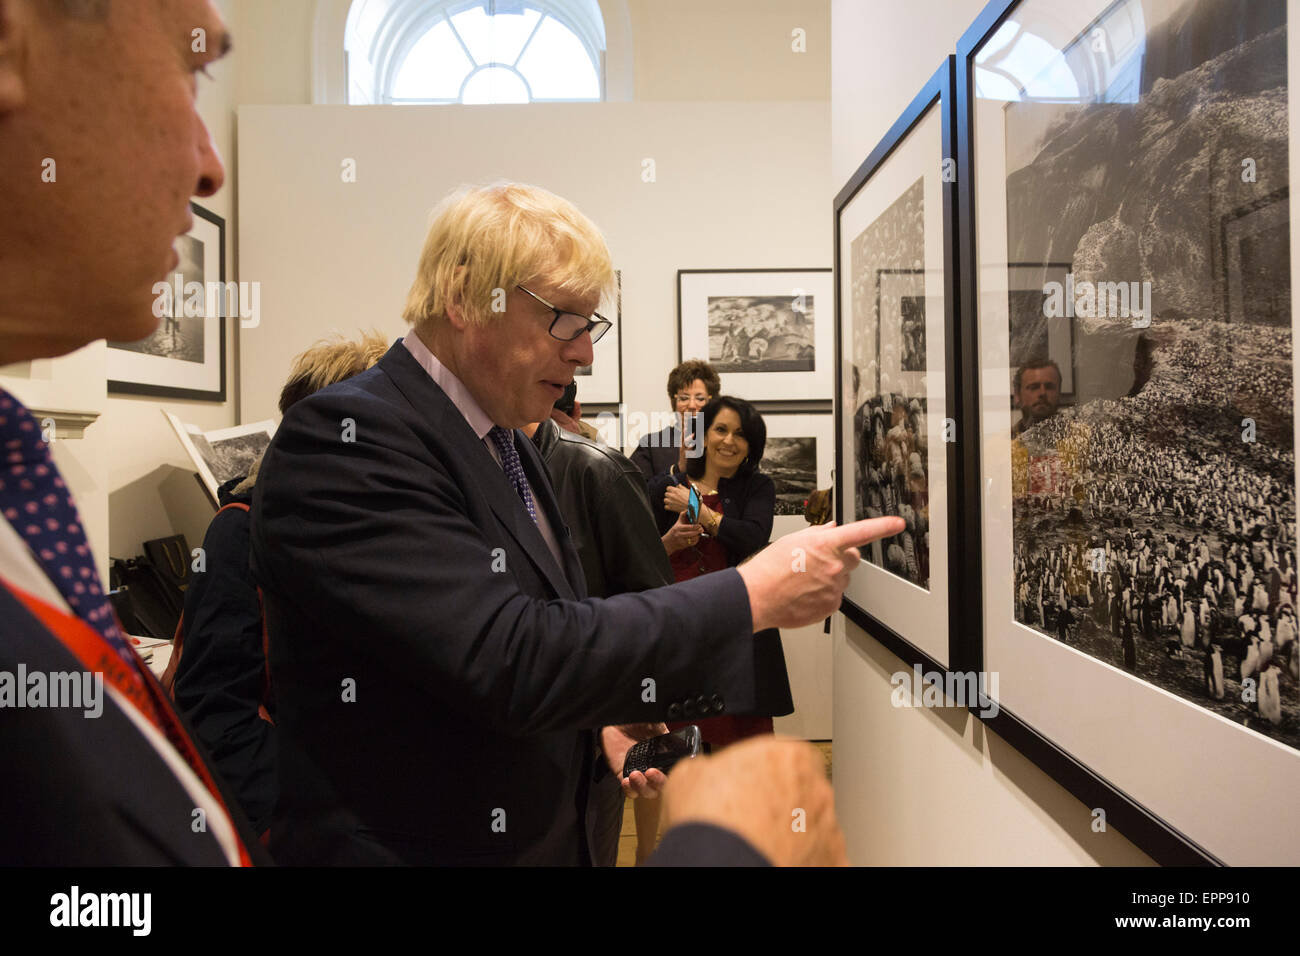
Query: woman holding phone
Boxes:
[
  {"xmin": 649, "ymin": 395, "xmax": 792, "ymax": 743},
  {"xmin": 640, "ymin": 395, "xmax": 792, "ymax": 860}
]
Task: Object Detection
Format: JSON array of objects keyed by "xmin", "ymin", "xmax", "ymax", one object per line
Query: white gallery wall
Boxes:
[
  {"xmin": 830, "ymin": 0, "xmax": 1151, "ymax": 864},
  {"xmin": 13, "ymin": 1, "xmax": 827, "ymax": 611},
  {"xmin": 237, "ymin": 99, "xmax": 835, "ymax": 737}
]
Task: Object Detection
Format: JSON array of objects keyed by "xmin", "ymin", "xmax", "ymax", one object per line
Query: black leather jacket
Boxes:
[{"xmin": 530, "ymin": 419, "xmax": 673, "ymax": 598}]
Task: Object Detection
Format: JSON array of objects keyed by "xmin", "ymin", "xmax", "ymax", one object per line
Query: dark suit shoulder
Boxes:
[
  {"xmin": 0, "ymin": 586, "xmax": 233, "ymax": 865},
  {"xmin": 644, "ymin": 823, "xmax": 770, "ymax": 867}
]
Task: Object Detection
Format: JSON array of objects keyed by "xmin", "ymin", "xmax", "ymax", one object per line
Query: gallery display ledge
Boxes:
[{"xmin": 26, "ymin": 407, "xmax": 100, "ymax": 440}]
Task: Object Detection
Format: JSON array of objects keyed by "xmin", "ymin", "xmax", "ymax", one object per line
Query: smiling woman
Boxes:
[{"xmin": 640, "ymin": 393, "xmax": 791, "ymax": 848}]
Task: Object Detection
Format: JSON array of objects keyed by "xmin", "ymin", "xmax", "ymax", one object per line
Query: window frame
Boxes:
[{"xmin": 315, "ymin": 0, "xmax": 630, "ymax": 106}]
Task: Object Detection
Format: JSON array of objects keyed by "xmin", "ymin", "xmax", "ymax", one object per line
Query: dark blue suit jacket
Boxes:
[
  {"xmin": 0, "ymin": 583, "xmax": 264, "ymax": 864},
  {"xmin": 250, "ymin": 343, "xmax": 761, "ymax": 865}
]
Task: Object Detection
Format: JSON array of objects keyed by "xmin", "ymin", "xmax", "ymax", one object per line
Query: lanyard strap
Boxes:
[{"xmin": 4, "ymin": 577, "xmax": 252, "ymax": 866}]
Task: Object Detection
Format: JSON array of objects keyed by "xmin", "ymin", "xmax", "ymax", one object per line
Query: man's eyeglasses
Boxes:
[{"xmin": 517, "ymin": 285, "xmax": 612, "ymax": 344}]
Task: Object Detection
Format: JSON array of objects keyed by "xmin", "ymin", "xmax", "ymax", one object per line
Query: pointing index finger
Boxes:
[{"xmin": 823, "ymin": 516, "xmax": 906, "ymax": 552}]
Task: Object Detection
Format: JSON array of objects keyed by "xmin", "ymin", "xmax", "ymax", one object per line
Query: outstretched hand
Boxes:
[{"xmin": 736, "ymin": 517, "xmax": 906, "ymax": 631}]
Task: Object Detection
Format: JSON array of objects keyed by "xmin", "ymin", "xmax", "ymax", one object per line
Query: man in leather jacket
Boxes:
[{"xmin": 526, "ymin": 406, "xmax": 673, "ymax": 864}]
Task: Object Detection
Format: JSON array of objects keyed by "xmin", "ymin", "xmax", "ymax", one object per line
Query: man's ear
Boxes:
[
  {"xmin": 445, "ymin": 265, "xmax": 471, "ymax": 330},
  {"xmin": 0, "ymin": 0, "xmax": 32, "ymax": 113}
]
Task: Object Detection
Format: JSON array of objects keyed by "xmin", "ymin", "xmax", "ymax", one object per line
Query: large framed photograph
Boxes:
[
  {"xmin": 107, "ymin": 202, "xmax": 226, "ymax": 401},
  {"xmin": 678, "ymin": 268, "xmax": 833, "ymax": 403},
  {"xmin": 834, "ymin": 58, "xmax": 972, "ymax": 673},
  {"xmin": 959, "ymin": 0, "xmax": 1298, "ymax": 864},
  {"xmin": 573, "ymin": 269, "xmax": 622, "ymax": 404}
]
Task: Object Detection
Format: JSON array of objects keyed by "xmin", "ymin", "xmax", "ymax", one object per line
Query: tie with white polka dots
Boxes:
[
  {"xmin": 0, "ymin": 390, "xmax": 137, "ymax": 665},
  {"xmin": 487, "ymin": 426, "xmax": 538, "ymax": 523}
]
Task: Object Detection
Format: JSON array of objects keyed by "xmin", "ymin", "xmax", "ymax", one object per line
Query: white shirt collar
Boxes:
[{"xmin": 402, "ymin": 331, "xmax": 495, "ymax": 440}]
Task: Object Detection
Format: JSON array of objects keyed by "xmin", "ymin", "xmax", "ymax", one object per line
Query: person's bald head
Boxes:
[{"xmin": 0, "ymin": 0, "xmax": 231, "ymax": 363}]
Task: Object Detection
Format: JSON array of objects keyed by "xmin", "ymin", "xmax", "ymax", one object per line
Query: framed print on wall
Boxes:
[
  {"xmin": 759, "ymin": 412, "xmax": 834, "ymax": 537},
  {"xmin": 678, "ymin": 268, "xmax": 833, "ymax": 404},
  {"xmin": 834, "ymin": 57, "xmax": 971, "ymax": 675},
  {"xmin": 959, "ymin": 0, "xmax": 1299, "ymax": 864},
  {"xmin": 107, "ymin": 202, "xmax": 226, "ymax": 401},
  {"xmin": 574, "ymin": 269, "xmax": 622, "ymax": 404}
]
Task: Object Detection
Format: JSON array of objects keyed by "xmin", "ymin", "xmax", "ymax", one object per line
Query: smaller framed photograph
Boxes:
[
  {"xmin": 573, "ymin": 269, "xmax": 622, "ymax": 404},
  {"xmin": 108, "ymin": 202, "xmax": 226, "ymax": 401},
  {"xmin": 678, "ymin": 269, "xmax": 833, "ymax": 402},
  {"xmin": 758, "ymin": 413, "xmax": 834, "ymax": 536},
  {"xmin": 164, "ymin": 411, "xmax": 276, "ymax": 508}
]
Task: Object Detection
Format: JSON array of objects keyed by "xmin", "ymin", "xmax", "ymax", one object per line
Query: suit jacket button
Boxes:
[
  {"xmin": 667, "ymin": 703, "xmax": 683, "ymax": 720},
  {"xmin": 695, "ymin": 695, "xmax": 710, "ymax": 715},
  {"xmin": 711, "ymin": 694, "xmax": 725, "ymax": 714}
]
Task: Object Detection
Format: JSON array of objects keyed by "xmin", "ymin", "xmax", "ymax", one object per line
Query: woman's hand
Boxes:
[
  {"xmin": 697, "ymin": 504, "xmax": 720, "ymax": 536},
  {"xmin": 662, "ymin": 512, "xmax": 703, "ymax": 555},
  {"xmin": 663, "ymin": 483, "xmax": 692, "ymax": 514}
]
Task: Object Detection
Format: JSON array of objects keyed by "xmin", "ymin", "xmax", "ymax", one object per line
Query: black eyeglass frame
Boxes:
[{"xmin": 516, "ymin": 284, "xmax": 613, "ymax": 344}]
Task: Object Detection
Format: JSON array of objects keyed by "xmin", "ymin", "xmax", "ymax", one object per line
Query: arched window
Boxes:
[{"xmin": 342, "ymin": 0, "xmax": 608, "ymax": 105}]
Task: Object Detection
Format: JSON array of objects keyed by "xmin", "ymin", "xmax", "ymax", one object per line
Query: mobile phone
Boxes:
[
  {"xmin": 622, "ymin": 726, "xmax": 703, "ymax": 778},
  {"xmin": 670, "ymin": 467, "xmax": 701, "ymax": 525}
]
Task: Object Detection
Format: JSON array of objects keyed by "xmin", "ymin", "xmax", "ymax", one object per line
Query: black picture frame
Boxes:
[
  {"xmin": 833, "ymin": 57, "xmax": 976, "ymax": 676},
  {"xmin": 107, "ymin": 201, "xmax": 227, "ymax": 402},
  {"xmin": 955, "ymin": 0, "xmax": 1296, "ymax": 866}
]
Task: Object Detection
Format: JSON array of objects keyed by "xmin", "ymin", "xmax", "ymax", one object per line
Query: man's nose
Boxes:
[
  {"xmin": 194, "ymin": 115, "xmax": 226, "ymax": 198},
  {"xmin": 565, "ymin": 329, "xmax": 595, "ymax": 367}
]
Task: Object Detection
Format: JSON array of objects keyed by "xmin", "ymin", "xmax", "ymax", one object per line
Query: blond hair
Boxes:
[
  {"xmin": 278, "ymin": 330, "xmax": 389, "ymax": 414},
  {"xmin": 401, "ymin": 183, "xmax": 615, "ymax": 329}
]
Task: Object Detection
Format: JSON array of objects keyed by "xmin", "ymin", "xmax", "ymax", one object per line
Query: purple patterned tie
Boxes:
[
  {"xmin": 0, "ymin": 389, "xmax": 137, "ymax": 665},
  {"xmin": 487, "ymin": 426, "xmax": 537, "ymax": 523}
]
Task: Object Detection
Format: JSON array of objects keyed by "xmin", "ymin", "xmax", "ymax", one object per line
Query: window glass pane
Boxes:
[
  {"xmin": 391, "ymin": 20, "xmax": 473, "ymax": 100},
  {"xmin": 462, "ymin": 66, "xmax": 531, "ymax": 104},
  {"xmin": 516, "ymin": 16, "xmax": 600, "ymax": 99},
  {"xmin": 450, "ymin": 5, "xmax": 543, "ymax": 65}
]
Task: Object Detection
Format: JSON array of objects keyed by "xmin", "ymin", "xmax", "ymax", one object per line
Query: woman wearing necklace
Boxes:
[
  {"xmin": 649, "ymin": 395, "xmax": 792, "ymax": 742},
  {"xmin": 640, "ymin": 395, "xmax": 792, "ymax": 858}
]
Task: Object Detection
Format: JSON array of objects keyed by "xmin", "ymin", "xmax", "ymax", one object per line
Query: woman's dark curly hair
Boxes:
[{"xmin": 686, "ymin": 395, "xmax": 766, "ymax": 481}]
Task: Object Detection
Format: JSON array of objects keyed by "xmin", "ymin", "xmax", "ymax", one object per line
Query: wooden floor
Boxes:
[{"xmin": 615, "ymin": 740, "xmax": 832, "ymax": 866}]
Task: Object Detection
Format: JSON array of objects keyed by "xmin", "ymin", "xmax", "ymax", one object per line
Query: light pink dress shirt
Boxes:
[{"xmin": 401, "ymin": 333, "xmax": 567, "ymax": 575}]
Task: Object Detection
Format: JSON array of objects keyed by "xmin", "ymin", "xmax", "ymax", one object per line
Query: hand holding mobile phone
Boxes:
[
  {"xmin": 686, "ymin": 485, "xmax": 701, "ymax": 524},
  {"xmin": 623, "ymin": 726, "xmax": 704, "ymax": 778}
]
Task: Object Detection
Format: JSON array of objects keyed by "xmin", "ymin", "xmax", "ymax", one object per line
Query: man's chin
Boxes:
[{"xmin": 102, "ymin": 305, "xmax": 163, "ymax": 345}]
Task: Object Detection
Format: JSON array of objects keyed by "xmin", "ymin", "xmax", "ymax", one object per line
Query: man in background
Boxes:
[
  {"xmin": 526, "ymin": 381, "xmax": 674, "ymax": 864},
  {"xmin": 1012, "ymin": 358, "xmax": 1063, "ymax": 438}
]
